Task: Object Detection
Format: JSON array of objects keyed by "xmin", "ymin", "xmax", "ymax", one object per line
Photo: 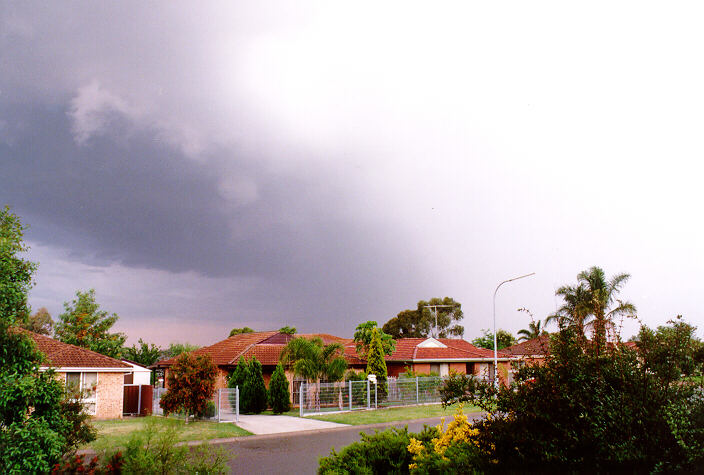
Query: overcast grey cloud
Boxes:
[{"xmin": 2, "ymin": 2, "xmax": 703, "ymax": 345}]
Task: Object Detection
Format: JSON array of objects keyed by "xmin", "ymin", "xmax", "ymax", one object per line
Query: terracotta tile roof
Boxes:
[
  {"xmin": 345, "ymin": 338, "xmax": 512, "ymax": 363},
  {"xmin": 156, "ymin": 331, "xmax": 278, "ymax": 367},
  {"xmin": 502, "ymin": 334, "xmax": 552, "ymax": 356},
  {"xmin": 22, "ymin": 330, "xmax": 130, "ymax": 369},
  {"xmin": 154, "ymin": 332, "xmax": 354, "ymax": 368}
]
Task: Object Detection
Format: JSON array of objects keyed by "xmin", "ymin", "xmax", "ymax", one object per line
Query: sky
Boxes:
[{"xmin": 2, "ymin": 2, "xmax": 703, "ymax": 346}]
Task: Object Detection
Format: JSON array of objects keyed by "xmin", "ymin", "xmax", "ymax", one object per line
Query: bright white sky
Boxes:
[{"xmin": 2, "ymin": 2, "xmax": 703, "ymax": 345}]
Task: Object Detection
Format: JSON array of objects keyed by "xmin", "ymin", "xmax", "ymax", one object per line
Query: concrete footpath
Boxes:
[{"xmin": 234, "ymin": 414, "xmax": 348, "ymax": 435}]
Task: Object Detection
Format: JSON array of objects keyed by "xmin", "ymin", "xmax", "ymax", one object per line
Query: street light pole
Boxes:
[{"xmin": 493, "ymin": 272, "xmax": 535, "ymax": 388}]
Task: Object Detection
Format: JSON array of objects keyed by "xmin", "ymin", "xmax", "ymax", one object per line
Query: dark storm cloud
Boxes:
[{"xmin": 0, "ymin": 102, "xmax": 433, "ymax": 335}]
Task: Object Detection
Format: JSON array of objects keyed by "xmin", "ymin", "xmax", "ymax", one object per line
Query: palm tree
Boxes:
[
  {"xmin": 280, "ymin": 336, "xmax": 347, "ymax": 410},
  {"xmin": 517, "ymin": 320, "xmax": 545, "ymax": 342},
  {"xmin": 547, "ymin": 266, "xmax": 637, "ymax": 351}
]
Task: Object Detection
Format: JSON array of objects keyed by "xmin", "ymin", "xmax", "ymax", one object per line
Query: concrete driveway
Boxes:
[{"xmin": 235, "ymin": 415, "xmax": 348, "ymax": 435}]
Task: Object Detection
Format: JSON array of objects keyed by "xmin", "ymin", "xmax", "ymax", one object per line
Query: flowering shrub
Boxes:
[{"xmin": 407, "ymin": 405, "xmax": 486, "ymax": 473}]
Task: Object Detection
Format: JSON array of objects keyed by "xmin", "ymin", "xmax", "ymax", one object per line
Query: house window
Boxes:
[
  {"xmin": 66, "ymin": 372, "xmax": 98, "ymax": 415},
  {"xmin": 465, "ymin": 362, "xmax": 476, "ymax": 375},
  {"xmin": 429, "ymin": 364, "xmax": 440, "ymax": 375}
]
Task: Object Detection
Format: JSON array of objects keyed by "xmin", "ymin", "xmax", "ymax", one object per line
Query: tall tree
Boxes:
[
  {"xmin": 123, "ymin": 338, "xmax": 162, "ymax": 367},
  {"xmin": 278, "ymin": 326, "xmax": 297, "ymax": 335},
  {"xmin": 547, "ymin": 266, "xmax": 636, "ymax": 350},
  {"xmin": 366, "ymin": 327, "xmax": 389, "ymax": 399},
  {"xmin": 354, "ymin": 321, "xmax": 396, "ymax": 356},
  {"xmin": 160, "ymin": 352, "xmax": 217, "ymax": 423},
  {"xmin": 0, "ymin": 207, "xmax": 95, "ymax": 472},
  {"xmin": 229, "ymin": 327, "xmax": 254, "ymax": 337},
  {"xmin": 471, "ymin": 329, "xmax": 517, "ymax": 350},
  {"xmin": 19, "ymin": 307, "xmax": 53, "ymax": 335},
  {"xmin": 54, "ymin": 289, "xmax": 126, "ymax": 359},
  {"xmin": 517, "ymin": 321, "xmax": 545, "ymax": 342},
  {"xmin": 161, "ymin": 342, "xmax": 200, "ymax": 359},
  {"xmin": 382, "ymin": 297, "xmax": 464, "ymax": 338}
]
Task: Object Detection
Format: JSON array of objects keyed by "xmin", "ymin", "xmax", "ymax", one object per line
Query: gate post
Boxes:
[
  {"xmin": 299, "ymin": 382, "xmax": 304, "ymax": 417},
  {"xmin": 374, "ymin": 382, "xmax": 377, "ymax": 409},
  {"xmin": 366, "ymin": 379, "xmax": 370, "ymax": 410},
  {"xmin": 416, "ymin": 376, "xmax": 419, "ymax": 403},
  {"xmin": 217, "ymin": 389, "xmax": 221, "ymax": 423},
  {"xmin": 236, "ymin": 386, "xmax": 240, "ymax": 423},
  {"xmin": 349, "ymin": 380, "xmax": 352, "ymax": 411}
]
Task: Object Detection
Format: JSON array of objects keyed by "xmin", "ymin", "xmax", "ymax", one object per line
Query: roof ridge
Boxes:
[{"xmin": 22, "ymin": 329, "xmax": 130, "ymax": 367}]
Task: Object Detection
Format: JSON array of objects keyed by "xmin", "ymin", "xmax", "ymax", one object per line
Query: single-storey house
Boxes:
[
  {"xmin": 345, "ymin": 337, "xmax": 514, "ymax": 385},
  {"xmin": 25, "ymin": 330, "xmax": 131, "ymax": 419},
  {"xmin": 502, "ymin": 334, "xmax": 552, "ymax": 367},
  {"xmin": 153, "ymin": 331, "xmax": 515, "ymax": 389},
  {"xmin": 152, "ymin": 331, "xmax": 351, "ymax": 391}
]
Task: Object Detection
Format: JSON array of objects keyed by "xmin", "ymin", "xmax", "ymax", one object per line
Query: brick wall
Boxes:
[
  {"xmin": 95, "ymin": 372, "xmax": 124, "ymax": 419},
  {"xmin": 55, "ymin": 371, "xmax": 125, "ymax": 419}
]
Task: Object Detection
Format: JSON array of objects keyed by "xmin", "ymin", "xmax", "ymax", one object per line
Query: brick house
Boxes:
[
  {"xmin": 345, "ymin": 337, "xmax": 514, "ymax": 385},
  {"xmin": 152, "ymin": 331, "xmax": 352, "ymax": 391},
  {"xmin": 25, "ymin": 330, "xmax": 131, "ymax": 419},
  {"xmin": 502, "ymin": 334, "xmax": 551, "ymax": 367}
]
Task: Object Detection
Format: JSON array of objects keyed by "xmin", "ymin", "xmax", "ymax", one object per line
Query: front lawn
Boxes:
[
  {"xmin": 306, "ymin": 403, "xmax": 480, "ymax": 425},
  {"xmin": 87, "ymin": 416, "xmax": 252, "ymax": 451}
]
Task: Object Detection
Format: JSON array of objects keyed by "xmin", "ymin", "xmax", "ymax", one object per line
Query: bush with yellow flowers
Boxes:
[{"xmin": 407, "ymin": 405, "xmax": 487, "ymax": 474}]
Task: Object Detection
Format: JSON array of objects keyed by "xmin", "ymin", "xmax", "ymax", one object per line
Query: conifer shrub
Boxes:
[
  {"xmin": 241, "ymin": 357, "xmax": 268, "ymax": 414},
  {"xmin": 366, "ymin": 327, "xmax": 389, "ymax": 399},
  {"xmin": 268, "ymin": 362, "xmax": 291, "ymax": 414}
]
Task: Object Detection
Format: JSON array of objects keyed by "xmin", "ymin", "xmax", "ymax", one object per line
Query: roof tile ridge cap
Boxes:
[{"xmin": 229, "ymin": 342, "xmax": 256, "ymax": 365}]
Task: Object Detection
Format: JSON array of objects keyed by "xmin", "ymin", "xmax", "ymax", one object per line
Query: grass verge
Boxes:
[
  {"xmin": 305, "ymin": 403, "xmax": 480, "ymax": 425},
  {"xmin": 87, "ymin": 416, "xmax": 252, "ymax": 451}
]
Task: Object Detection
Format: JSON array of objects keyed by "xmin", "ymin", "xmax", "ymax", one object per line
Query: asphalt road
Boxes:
[{"xmin": 218, "ymin": 415, "xmax": 483, "ymax": 474}]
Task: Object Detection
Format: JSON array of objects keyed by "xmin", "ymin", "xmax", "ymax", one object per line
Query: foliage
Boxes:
[
  {"xmin": 161, "ymin": 342, "xmax": 200, "ymax": 359},
  {"xmin": 318, "ymin": 426, "xmax": 438, "ymax": 475},
  {"xmin": 160, "ymin": 352, "xmax": 217, "ymax": 423},
  {"xmin": 470, "ymin": 328, "xmax": 516, "ymax": 350},
  {"xmin": 268, "ymin": 362, "xmax": 291, "ymax": 414},
  {"xmin": 196, "ymin": 400, "xmax": 217, "ymax": 419},
  {"xmin": 281, "ymin": 336, "xmax": 348, "ymax": 383},
  {"xmin": 123, "ymin": 338, "xmax": 162, "ymax": 367},
  {"xmin": 0, "ymin": 207, "xmax": 96, "ymax": 473},
  {"xmin": 366, "ymin": 327, "xmax": 389, "ymax": 399},
  {"xmin": 20, "ymin": 306, "xmax": 54, "ymax": 335},
  {"xmin": 54, "ymin": 289, "xmax": 126, "ymax": 359},
  {"xmin": 407, "ymin": 406, "xmax": 487, "ymax": 473},
  {"xmin": 383, "ymin": 297, "xmax": 464, "ymax": 338},
  {"xmin": 546, "ymin": 266, "xmax": 636, "ymax": 349},
  {"xmin": 227, "ymin": 357, "xmax": 247, "ymax": 390},
  {"xmin": 353, "ymin": 321, "xmax": 396, "ymax": 356},
  {"xmin": 279, "ymin": 325, "xmax": 297, "ymax": 334},
  {"xmin": 229, "ymin": 326, "xmax": 254, "ymax": 337},
  {"xmin": 118, "ymin": 417, "xmax": 229, "ymax": 474},
  {"xmin": 0, "ymin": 206, "xmax": 35, "ymax": 327},
  {"xmin": 439, "ymin": 319, "xmax": 704, "ymax": 472},
  {"xmin": 516, "ymin": 308, "xmax": 546, "ymax": 342},
  {"xmin": 241, "ymin": 356, "xmax": 268, "ymax": 414}
]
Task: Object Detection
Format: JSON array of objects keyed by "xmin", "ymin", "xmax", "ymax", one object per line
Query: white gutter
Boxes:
[{"xmin": 40, "ymin": 367, "xmax": 131, "ymax": 373}]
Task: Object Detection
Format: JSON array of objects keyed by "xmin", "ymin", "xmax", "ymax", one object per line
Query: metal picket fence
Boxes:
[
  {"xmin": 299, "ymin": 376, "xmax": 446, "ymax": 416},
  {"xmin": 151, "ymin": 386, "xmax": 239, "ymax": 422}
]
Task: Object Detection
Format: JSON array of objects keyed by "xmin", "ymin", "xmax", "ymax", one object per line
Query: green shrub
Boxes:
[
  {"xmin": 318, "ymin": 426, "xmax": 437, "ymax": 475},
  {"xmin": 241, "ymin": 357, "xmax": 268, "ymax": 414},
  {"xmin": 196, "ymin": 400, "xmax": 216, "ymax": 419},
  {"xmin": 114, "ymin": 418, "xmax": 229, "ymax": 474},
  {"xmin": 268, "ymin": 362, "xmax": 291, "ymax": 414},
  {"xmin": 439, "ymin": 321, "xmax": 704, "ymax": 472}
]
